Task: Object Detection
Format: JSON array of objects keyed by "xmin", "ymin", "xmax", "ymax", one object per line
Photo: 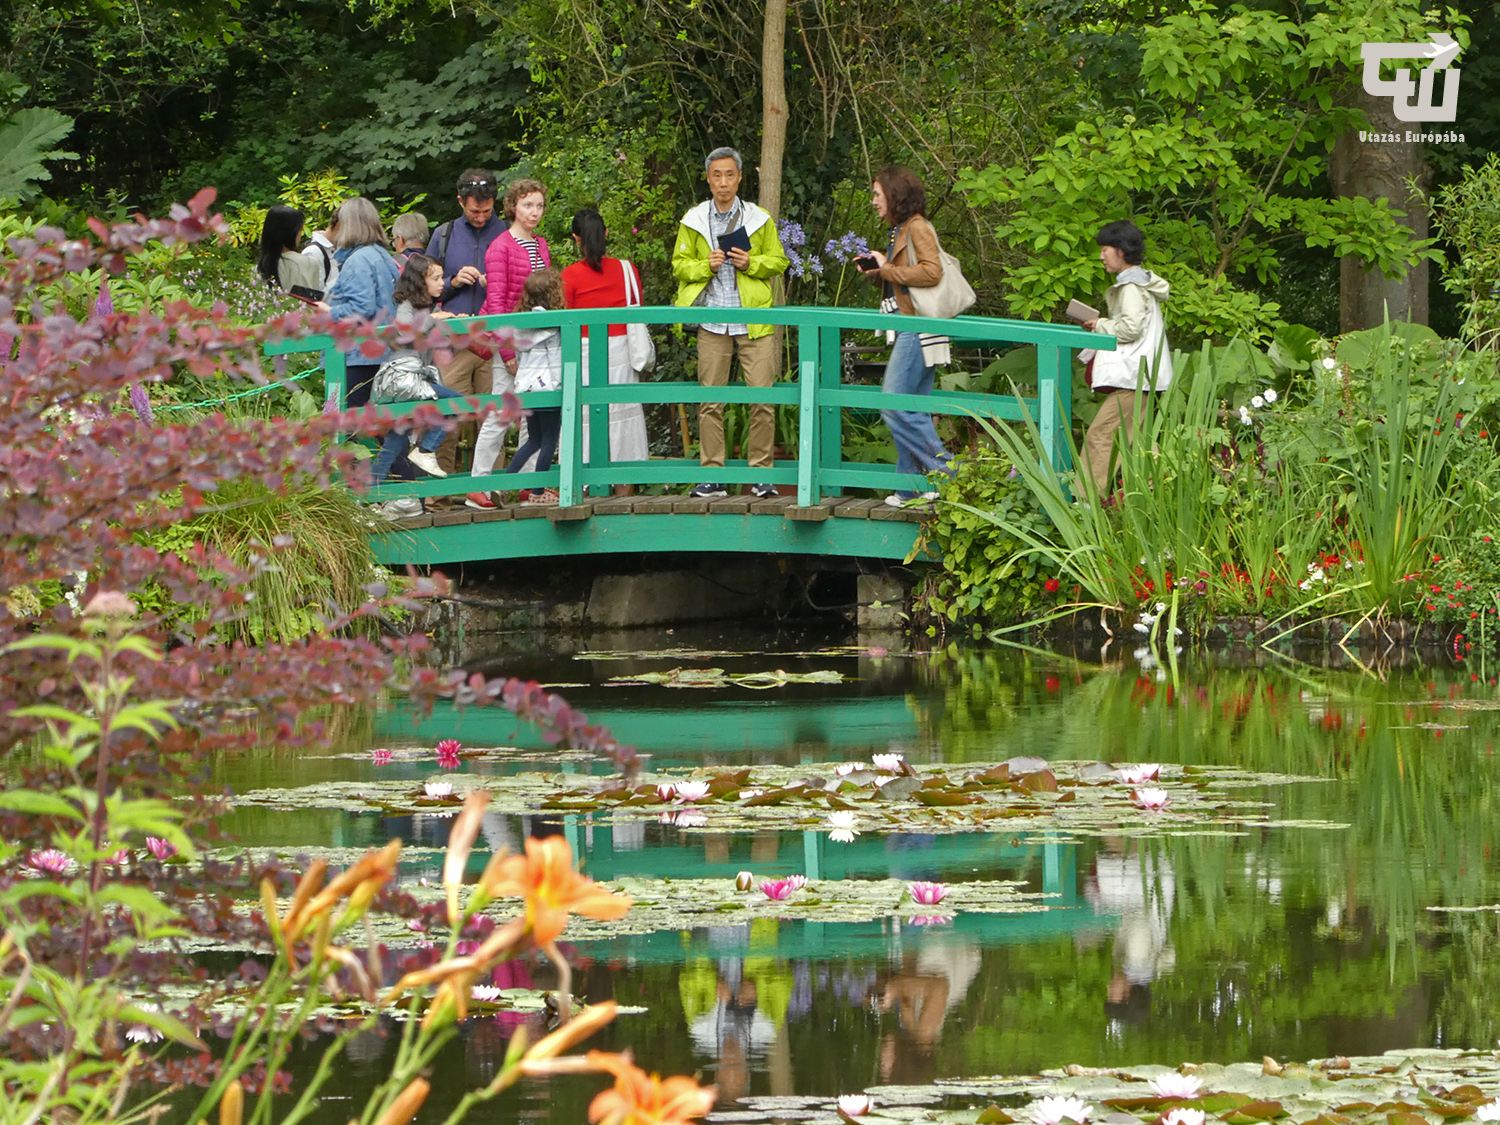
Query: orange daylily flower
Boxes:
[
  {"xmin": 586, "ymin": 1052, "xmax": 716, "ymax": 1125},
  {"xmin": 482, "ymin": 837, "xmax": 631, "ymax": 945}
]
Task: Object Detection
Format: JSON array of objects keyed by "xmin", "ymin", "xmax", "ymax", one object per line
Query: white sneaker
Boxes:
[
  {"xmin": 884, "ymin": 491, "xmax": 939, "ymax": 508},
  {"xmin": 408, "ymin": 449, "xmax": 447, "ymax": 477},
  {"xmin": 376, "ymin": 497, "xmax": 423, "ymax": 520}
]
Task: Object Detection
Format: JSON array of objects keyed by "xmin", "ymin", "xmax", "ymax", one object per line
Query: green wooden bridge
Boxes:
[{"xmin": 265, "ymin": 306, "xmax": 1107, "ymax": 565}]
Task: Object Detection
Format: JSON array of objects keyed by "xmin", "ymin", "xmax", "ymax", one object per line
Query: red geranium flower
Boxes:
[{"xmin": 1043, "ymin": 578, "xmax": 1061, "ymax": 593}]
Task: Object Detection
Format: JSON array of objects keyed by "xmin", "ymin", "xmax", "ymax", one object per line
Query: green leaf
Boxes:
[{"xmin": 0, "ymin": 792, "xmax": 83, "ymax": 819}]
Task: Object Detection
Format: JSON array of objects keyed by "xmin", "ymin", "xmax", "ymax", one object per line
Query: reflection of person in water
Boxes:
[
  {"xmin": 1085, "ymin": 841, "xmax": 1176, "ymax": 1026},
  {"xmin": 683, "ymin": 955, "xmax": 777, "ymax": 1104},
  {"xmin": 878, "ymin": 934, "xmax": 981, "ymax": 1082}
]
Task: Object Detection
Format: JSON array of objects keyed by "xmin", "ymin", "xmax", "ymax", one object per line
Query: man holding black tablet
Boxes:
[{"xmin": 671, "ymin": 147, "xmax": 790, "ymax": 499}]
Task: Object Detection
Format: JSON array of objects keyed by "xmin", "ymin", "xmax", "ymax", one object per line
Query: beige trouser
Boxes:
[
  {"xmin": 1078, "ymin": 388, "xmax": 1151, "ymax": 495},
  {"xmin": 696, "ymin": 329, "xmax": 776, "ymax": 470},
  {"xmin": 434, "ymin": 348, "xmax": 491, "ymax": 475}
]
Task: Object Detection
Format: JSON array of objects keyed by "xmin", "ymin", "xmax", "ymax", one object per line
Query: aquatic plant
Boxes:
[
  {"xmin": 1149, "ymin": 1074, "xmax": 1203, "ymax": 1099},
  {"xmin": 907, "ymin": 915, "xmax": 954, "ymax": 927},
  {"xmin": 838, "ymin": 1095, "xmax": 874, "ymax": 1117},
  {"xmin": 786, "ymin": 875, "xmax": 808, "ymax": 891},
  {"xmin": 1475, "ymin": 1101, "xmax": 1500, "ymax": 1122},
  {"xmin": 371, "ymin": 749, "xmax": 394, "ymax": 766},
  {"xmin": 827, "ymin": 811, "xmax": 860, "ymax": 842},
  {"xmin": 144, "ymin": 837, "xmax": 177, "ymax": 861},
  {"xmin": 436, "ymin": 739, "xmax": 462, "ymax": 769},
  {"xmin": 760, "ymin": 878, "xmax": 795, "ymax": 901},
  {"xmin": 1029, "ymin": 1096, "xmax": 1094, "ymax": 1125},
  {"xmin": 1163, "ymin": 1109, "xmax": 1207, "ymax": 1125},
  {"xmin": 872, "ymin": 753, "xmax": 904, "ymax": 772},
  {"xmin": 25, "ymin": 849, "xmax": 72, "ymax": 875},
  {"xmin": 1133, "ymin": 787, "xmax": 1172, "ymax": 811},
  {"xmin": 425, "ymin": 780, "xmax": 454, "ymax": 798},
  {"xmin": 674, "ymin": 781, "xmax": 711, "ymax": 802},
  {"xmin": 909, "ymin": 881, "xmax": 950, "ymax": 906},
  {"xmin": 1116, "ymin": 763, "xmax": 1161, "ymax": 784},
  {"xmin": 735, "ymin": 871, "xmax": 754, "ymax": 891},
  {"xmin": 657, "ymin": 783, "xmax": 677, "ymax": 802},
  {"xmin": 835, "ymin": 762, "xmax": 866, "ymax": 777}
]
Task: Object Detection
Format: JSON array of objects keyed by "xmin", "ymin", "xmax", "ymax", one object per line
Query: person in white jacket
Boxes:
[{"xmin": 1078, "ymin": 220, "xmax": 1174, "ymax": 496}]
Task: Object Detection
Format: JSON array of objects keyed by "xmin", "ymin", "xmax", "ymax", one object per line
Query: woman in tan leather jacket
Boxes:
[{"xmin": 859, "ymin": 166, "xmax": 954, "ymax": 506}]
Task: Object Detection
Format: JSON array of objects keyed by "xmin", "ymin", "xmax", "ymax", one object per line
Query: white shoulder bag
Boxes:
[{"xmin": 620, "ymin": 260, "xmax": 656, "ymax": 374}]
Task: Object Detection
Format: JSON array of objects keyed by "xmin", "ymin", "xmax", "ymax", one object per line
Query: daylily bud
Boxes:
[
  {"xmin": 219, "ymin": 1080, "xmax": 244, "ymax": 1125},
  {"xmin": 260, "ymin": 878, "xmax": 284, "ymax": 952},
  {"xmin": 735, "ymin": 871, "xmax": 754, "ymax": 892},
  {"xmin": 446, "ymin": 791, "xmax": 491, "ymax": 928},
  {"xmin": 374, "ymin": 1078, "xmax": 431, "ymax": 1125},
  {"xmin": 524, "ymin": 1001, "xmax": 619, "ymax": 1060}
]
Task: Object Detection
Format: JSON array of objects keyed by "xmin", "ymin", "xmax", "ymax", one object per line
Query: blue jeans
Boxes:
[
  {"xmin": 880, "ymin": 332, "xmax": 951, "ymax": 494},
  {"xmin": 506, "ymin": 407, "xmax": 561, "ymax": 495},
  {"xmin": 372, "ymin": 384, "xmax": 464, "ymax": 482}
]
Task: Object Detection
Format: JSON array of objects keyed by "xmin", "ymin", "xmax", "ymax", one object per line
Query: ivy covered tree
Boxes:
[{"xmin": 957, "ymin": 0, "xmax": 1464, "ymax": 342}]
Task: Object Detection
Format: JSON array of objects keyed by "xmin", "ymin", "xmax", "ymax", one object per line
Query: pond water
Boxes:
[{"xmin": 209, "ymin": 630, "xmax": 1500, "ymax": 1123}]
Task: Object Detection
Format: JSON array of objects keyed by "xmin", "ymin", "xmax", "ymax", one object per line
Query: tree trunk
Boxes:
[
  {"xmin": 1330, "ymin": 83, "xmax": 1429, "ymax": 331},
  {"xmin": 759, "ymin": 0, "xmax": 788, "ymax": 221}
]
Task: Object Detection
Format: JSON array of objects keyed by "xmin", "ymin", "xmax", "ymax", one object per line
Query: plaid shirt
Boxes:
[{"xmin": 702, "ymin": 199, "xmax": 747, "ymax": 337}]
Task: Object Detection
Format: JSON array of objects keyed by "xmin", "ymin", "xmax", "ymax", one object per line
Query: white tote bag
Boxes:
[
  {"xmin": 903, "ymin": 223, "xmax": 976, "ymax": 319},
  {"xmin": 619, "ymin": 259, "xmax": 656, "ymax": 373}
]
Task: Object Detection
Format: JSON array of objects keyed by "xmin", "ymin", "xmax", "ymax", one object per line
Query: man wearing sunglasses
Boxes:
[{"xmin": 426, "ymin": 168, "xmax": 510, "ymax": 479}]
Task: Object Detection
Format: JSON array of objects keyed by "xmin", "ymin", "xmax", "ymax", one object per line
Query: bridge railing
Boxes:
[{"xmin": 263, "ymin": 305, "xmax": 1110, "ymax": 508}]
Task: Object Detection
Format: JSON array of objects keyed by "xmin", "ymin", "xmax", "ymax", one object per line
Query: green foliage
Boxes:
[
  {"xmin": 915, "ymin": 453, "xmax": 1058, "ymax": 634},
  {"xmin": 0, "ymin": 102, "xmax": 77, "ymax": 200},
  {"xmin": 957, "ymin": 0, "xmax": 1453, "ymax": 342},
  {"xmin": 1427, "ymin": 152, "xmax": 1500, "ymax": 354}
]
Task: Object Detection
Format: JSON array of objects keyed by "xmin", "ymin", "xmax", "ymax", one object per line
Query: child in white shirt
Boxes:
[{"xmin": 504, "ymin": 269, "xmax": 564, "ymax": 503}]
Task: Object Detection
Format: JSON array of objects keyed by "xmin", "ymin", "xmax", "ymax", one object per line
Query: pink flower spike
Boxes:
[
  {"xmin": 145, "ymin": 837, "xmax": 177, "ymax": 862},
  {"xmin": 760, "ymin": 878, "xmax": 794, "ymax": 901},
  {"xmin": 371, "ymin": 749, "xmax": 394, "ymax": 766},
  {"xmin": 656, "ymin": 783, "xmax": 677, "ymax": 802},
  {"xmin": 909, "ymin": 881, "xmax": 949, "ymax": 906},
  {"xmin": 26, "ymin": 849, "xmax": 72, "ymax": 875},
  {"xmin": 435, "ymin": 739, "xmax": 462, "ymax": 769},
  {"xmin": 1132, "ymin": 787, "xmax": 1172, "ymax": 811}
]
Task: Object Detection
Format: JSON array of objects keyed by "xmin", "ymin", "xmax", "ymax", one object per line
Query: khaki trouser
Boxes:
[
  {"xmin": 696, "ymin": 329, "xmax": 776, "ymax": 470},
  {"xmin": 1079, "ymin": 388, "xmax": 1151, "ymax": 495},
  {"xmin": 434, "ymin": 348, "xmax": 491, "ymax": 475}
]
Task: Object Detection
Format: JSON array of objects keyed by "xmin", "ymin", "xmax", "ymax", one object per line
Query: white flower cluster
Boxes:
[
  {"xmin": 1133, "ymin": 602, "xmax": 1168, "ymax": 635},
  {"xmin": 1238, "ymin": 387, "xmax": 1277, "ymax": 425},
  {"xmin": 1298, "ymin": 564, "xmax": 1328, "ymax": 591}
]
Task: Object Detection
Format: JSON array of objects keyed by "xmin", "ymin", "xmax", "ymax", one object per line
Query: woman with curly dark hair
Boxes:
[{"xmin": 859, "ymin": 165, "xmax": 953, "ymax": 506}]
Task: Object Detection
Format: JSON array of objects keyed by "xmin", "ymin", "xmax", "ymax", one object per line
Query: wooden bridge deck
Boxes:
[{"xmin": 372, "ymin": 492, "xmax": 927, "ymax": 564}]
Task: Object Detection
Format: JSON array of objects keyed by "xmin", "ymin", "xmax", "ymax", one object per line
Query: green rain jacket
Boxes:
[{"xmin": 671, "ymin": 199, "xmax": 790, "ymax": 340}]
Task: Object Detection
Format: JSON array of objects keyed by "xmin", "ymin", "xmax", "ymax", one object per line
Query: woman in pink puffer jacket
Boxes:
[{"xmin": 467, "ymin": 178, "xmax": 552, "ymax": 506}]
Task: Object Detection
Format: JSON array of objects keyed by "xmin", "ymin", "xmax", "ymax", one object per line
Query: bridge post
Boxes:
[
  {"xmin": 558, "ymin": 325, "xmax": 583, "ymax": 506},
  {"xmin": 326, "ymin": 346, "xmax": 347, "ymax": 439},
  {"xmin": 818, "ymin": 323, "xmax": 842, "ymax": 490},
  {"xmin": 585, "ymin": 319, "xmax": 610, "ymax": 488},
  {"xmin": 1037, "ymin": 344, "xmax": 1072, "ymax": 474},
  {"xmin": 796, "ymin": 324, "xmax": 820, "ymax": 506}
]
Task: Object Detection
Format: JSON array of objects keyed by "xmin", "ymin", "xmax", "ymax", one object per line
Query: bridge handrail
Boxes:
[{"xmin": 263, "ymin": 304, "xmax": 1113, "ymax": 509}]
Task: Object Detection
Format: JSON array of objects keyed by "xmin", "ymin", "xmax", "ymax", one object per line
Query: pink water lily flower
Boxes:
[
  {"xmin": 145, "ymin": 837, "xmax": 177, "ymax": 862},
  {"xmin": 371, "ymin": 749, "xmax": 394, "ymax": 766},
  {"xmin": 907, "ymin": 914, "xmax": 954, "ymax": 927},
  {"xmin": 1149, "ymin": 1074, "xmax": 1202, "ymax": 1099},
  {"xmin": 656, "ymin": 783, "xmax": 677, "ymax": 802},
  {"xmin": 872, "ymin": 753, "xmax": 904, "ymax": 772},
  {"xmin": 909, "ymin": 881, "xmax": 949, "ymax": 906},
  {"xmin": 435, "ymin": 739, "xmax": 462, "ymax": 769},
  {"xmin": 675, "ymin": 781, "xmax": 711, "ymax": 802},
  {"xmin": 1163, "ymin": 1110, "xmax": 1207, "ymax": 1125},
  {"xmin": 1116, "ymin": 763, "xmax": 1162, "ymax": 784},
  {"xmin": 760, "ymin": 878, "xmax": 794, "ymax": 901},
  {"xmin": 27, "ymin": 849, "xmax": 72, "ymax": 875},
  {"xmin": 471, "ymin": 984, "xmax": 503, "ymax": 1002},
  {"xmin": 1133, "ymin": 787, "xmax": 1172, "ymax": 811},
  {"xmin": 838, "ymin": 1095, "xmax": 873, "ymax": 1117},
  {"xmin": 103, "ymin": 848, "xmax": 129, "ymax": 865}
]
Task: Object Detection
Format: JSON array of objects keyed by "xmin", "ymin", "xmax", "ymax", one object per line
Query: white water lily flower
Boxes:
[
  {"xmin": 1239, "ymin": 406, "xmax": 1252, "ymax": 425},
  {"xmin": 1149, "ymin": 1074, "xmax": 1203, "ymax": 1099},
  {"xmin": 838, "ymin": 1095, "xmax": 873, "ymax": 1117},
  {"xmin": 675, "ymin": 781, "xmax": 711, "ymax": 802},
  {"xmin": 1263, "ymin": 388, "xmax": 1277, "ymax": 403},
  {"xmin": 827, "ymin": 811, "xmax": 860, "ymax": 843},
  {"xmin": 471, "ymin": 984, "xmax": 503, "ymax": 1002},
  {"xmin": 835, "ymin": 762, "xmax": 865, "ymax": 777},
  {"xmin": 1164, "ymin": 1110, "xmax": 1207, "ymax": 1125},
  {"xmin": 871, "ymin": 753, "xmax": 904, "ymax": 772},
  {"xmin": 423, "ymin": 780, "xmax": 453, "ymax": 798},
  {"xmin": 1251, "ymin": 395, "xmax": 1265, "ymax": 409},
  {"xmin": 1474, "ymin": 1101, "xmax": 1500, "ymax": 1122},
  {"xmin": 1115, "ymin": 764, "xmax": 1161, "ymax": 785},
  {"xmin": 1028, "ymin": 1096, "xmax": 1093, "ymax": 1125},
  {"xmin": 1133, "ymin": 787, "xmax": 1172, "ymax": 811}
]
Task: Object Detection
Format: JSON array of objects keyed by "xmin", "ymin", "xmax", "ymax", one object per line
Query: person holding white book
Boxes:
[{"xmin": 1075, "ymin": 220, "xmax": 1174, "ymax": 496}]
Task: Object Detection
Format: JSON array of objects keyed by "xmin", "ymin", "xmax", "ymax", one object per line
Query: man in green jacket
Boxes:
[{"xmin": 672, "ymin": 146, "xmax": 791, "ymax": 499}]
